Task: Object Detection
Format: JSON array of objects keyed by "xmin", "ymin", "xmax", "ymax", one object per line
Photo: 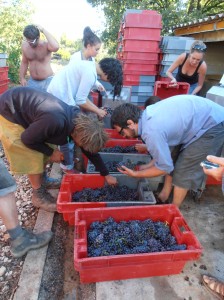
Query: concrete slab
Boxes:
[
  {"xmin": 13, "ymin": 210, "xmax": 54, "ymax": 300},
  {"xmin": 13, "ymin": 163, "xmax": 60, "ymax": 300}
]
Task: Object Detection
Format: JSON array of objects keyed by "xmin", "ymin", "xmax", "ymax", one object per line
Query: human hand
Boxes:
[
  {"xmin": 105, "ymin": 175, "xmax": 118, "ymax": 186},
  {"xmin": 34, "ymin": 24, "xmax": 44, "ymax": 33},
  {"xmin": 202, "ymin": 155, "xmax": 224, "ymax": 181},
  {"xmin": 169, "ymin": 78, "xmax": 178, "ymax": 87},
  {"xmin": 135, "ymin": 143, "xmax": 148, "ymax": 153},
  {"xmin": 20, "ymin": 78, "xmax": 27, "ymax": 86},
  {"xmin": 117, "ymin": 165, "xmax": 136, "ymax": 177},
  {"xmin": 97, "ymin": 83, "xmax": 106, "ymax": 92},
  {"xmin": 49, "ymin": 149, "xmax": 64, "ymax": 163},
  {"xmin": 97, "ymin": 108, "xmax": 107, "ymax": 120}
]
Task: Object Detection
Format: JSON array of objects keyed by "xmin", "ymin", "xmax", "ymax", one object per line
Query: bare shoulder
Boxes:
[{"xmin": 199, "ymin": 61, "xmax": 207, "ymax": 73}]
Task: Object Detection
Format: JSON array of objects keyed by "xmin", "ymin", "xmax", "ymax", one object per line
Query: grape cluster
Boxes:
[
  {"xmin": 87, "ymin": 217, "xmax": 187, "ymax": 257},
  {"xmin": 101, "ymin": 145, "xmax": 138, "ymax": 153},
  {"xmin": 106, "ymin": 159, "xmax": 146, "ymax": 172},
  {"xmin": 103, "ymin": 106, "xmax": 114, "ymax": 115},
  {"xmin": 72, "ymin": 185, "xmax": 138, "ymax": 202}
]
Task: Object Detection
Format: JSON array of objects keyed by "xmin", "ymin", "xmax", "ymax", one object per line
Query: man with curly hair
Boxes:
[
  {"xmin": 20, "ymin": 24, "xmax": 59, "ymax": 91},
  {"xmin": 0, "ymin": 87, "xmax": 109, "ymax": 212}
]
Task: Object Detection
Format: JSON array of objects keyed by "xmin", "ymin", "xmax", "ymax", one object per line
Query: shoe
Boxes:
[
  {"xmin": 202, "ymin": 275, "xmax": 224, "ymax": 299},
  {"xmin": 32, "ymin": 186, "xmax": 57, "ymax": 212},
  {"xmin": 62, "ymin": 168, "xmax": 80, "ymax": 175},
  {"xmin": 11, "ymin": 229, "xmax": 53, "ymax": 258},
  {"xmin": 42, "ymin": 175, "xmax": 61, "ymax": 189}
]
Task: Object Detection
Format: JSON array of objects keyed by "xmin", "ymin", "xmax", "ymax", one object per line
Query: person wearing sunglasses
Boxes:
[
  {"xmin": 166, "ymin": 40, "xmax": 207, "ymax": 95},
  {"xmin": 19, "ymin": 24, "xmax": 59, "ymax": 92}
]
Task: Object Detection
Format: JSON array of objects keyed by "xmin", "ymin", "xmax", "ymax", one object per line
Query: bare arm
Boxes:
[
  {"xmin": 19, "ymin": 48, "xmax": 29, "ymax": 86},
  {"xmin": 166, "ymin": 53, "xmax": 185, "ymax": 84},
  {"xmin": 118, "ymin": 164, "xmax": 167, "ymax": 178},
  {"xmin": 191, "ymin": 62, "xmax": 207, "ymax": 95},
  {"xmin": 37, "ymin": 25, "xmax": 59, "ymax": 52}
]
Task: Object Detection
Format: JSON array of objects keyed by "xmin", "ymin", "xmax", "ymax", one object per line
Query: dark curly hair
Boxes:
[
  {"xmin": 111, "ymin": 103, "xmax": 142, "ymax": 128},
  {"xmin": 83, "ymin": 26, "xmax": 101, "ymax": 47},
  {"xmin": 99, "ymin": 58, "xmax": 123, "ymax": 98},
  {"xmin": 23, "ymin": 25, "xmax": 40, "ymax": 40}
]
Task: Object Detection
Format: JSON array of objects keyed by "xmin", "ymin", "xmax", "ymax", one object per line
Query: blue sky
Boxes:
[{"xmin": 31, "ymin": 0, "xmax": 105, "ymax": 40}]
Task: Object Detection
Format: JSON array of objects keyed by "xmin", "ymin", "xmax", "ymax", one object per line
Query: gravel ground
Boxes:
[{"xmin": 0, "ymin": 144, "xmax": 38, "ymax": 300}]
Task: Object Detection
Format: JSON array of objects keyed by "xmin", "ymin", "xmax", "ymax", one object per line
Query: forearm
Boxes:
[
  {"xmin": 191, "ymin": 85, "xmax": 202, "ymax": 95},
  {"xmin": 80, "ymin": 99, "xmax": 105, "ymax": 117},
  {"xmin": 81, "ymin": 148, "xmax": 109, "ymax": 176},
  {"xmin": 19, "ymin": 62, "xmax": 28, "ymax": 81},
  {"xmin": 41, "ymin": 27, "xmax": 59, "ymax": 51},
  {"xmin": 132, "ymin": 165, "xmax": 166, "ymax": 178},
  {"xmin": 166, "ymin": 70, "xmax": 176, "ymax": 81}
]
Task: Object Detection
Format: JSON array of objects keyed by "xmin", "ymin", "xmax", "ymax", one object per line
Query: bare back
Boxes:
[{"xmin": 21, "ymin": 40, "xmax": 54, "ymax": 80}]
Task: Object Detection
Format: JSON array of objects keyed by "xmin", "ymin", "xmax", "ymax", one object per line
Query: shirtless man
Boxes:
[{"xmin": 19, "ymin": 24, "xmax": 59, "ymax": 92}]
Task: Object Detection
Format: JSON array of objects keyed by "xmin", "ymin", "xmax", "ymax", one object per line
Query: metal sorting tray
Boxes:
[
  {"xmin": 138, "ymin": 181, "xmax": 156, "ymax": 204},
  {"xmin": 86, "ymin": 153, "xmax": 151, "ymax": 174}
]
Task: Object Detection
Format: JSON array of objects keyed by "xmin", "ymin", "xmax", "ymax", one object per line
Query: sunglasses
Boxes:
[
  {"xmin": 23, "ymin": 38, "xmax": 38, "ymax": 44},
  {"xmin": 192, "ymin": 44, "xmax": 207, "ymax": 52},
  {"xmin": 118, "ymin": 126, "xmax": 127, "ymax": 136}
]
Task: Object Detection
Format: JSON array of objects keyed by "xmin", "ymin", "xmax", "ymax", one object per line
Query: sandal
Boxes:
[{"xmin": 202, "ymin": 275, "xmax": 224, "ymax": 299}]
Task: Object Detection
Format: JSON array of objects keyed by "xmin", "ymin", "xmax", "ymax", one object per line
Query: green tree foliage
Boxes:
[
  {"xmin": 87, "ymin": 0, "xmax": 224, "ymax": 55},
  {"xmin": 0, "ymin": 0, "xmax": 34, "ymax": 83}
]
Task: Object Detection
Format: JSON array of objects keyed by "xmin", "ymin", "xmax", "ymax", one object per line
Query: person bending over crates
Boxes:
[
  {"xmin": 111, "ymin": 95, "xmax": 224, "ymax": 207},
  {"xmin": 166, "ymin": 40, "xmax": 207, "ymax": 95},
  {"xmin": 0, "ymin": 87, "xmax": 111, "ymax": 213}
]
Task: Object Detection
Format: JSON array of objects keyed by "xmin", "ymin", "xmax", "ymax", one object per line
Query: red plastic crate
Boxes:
[
  {"xmin": 57, "ymin": 174, "xmax": 151, "ymax": 225},
  {"xmin": 122, "ymin": 40, "xmax": 160, "ymax": 53},
  {"xmin": 0, "ymin": 66, "xmax": 9, "ymax": 81},
  {"xmin": 120, "ymin": 51, "xmax": 160, "ymax": 61},
  {"xmin": 103, "ymin": 139, "xmax": 144, "ymax": 150},
  {"xmin": 0, "ymin": 79, "xmax": 9, "ymax": 94},
  {"xmin": 74, "ymin": 205, "xmax": 202, "ymax": 283},
  {"xmin": 123, "ymin": 63, "xmax": 159, "ymax": 72},
  {"xmin": 124, "ymin": 11, "xmax": 162, "ymax": 28},
  {"xmin": 154, "ymin": 81, "xmax": 190, "ymax": 99},
  {"xmin": 123, "ymin": 27, "xmax": 161, "ymax": 41}
]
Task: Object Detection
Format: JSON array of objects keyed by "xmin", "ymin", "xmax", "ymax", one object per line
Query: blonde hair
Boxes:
[
  {"xmin": 72, "ymin": 113, "xmax": 108, "ymax": 153},
  {"xmin": 190, "ymin": 40, "xmax": 207, "ymax": 53}
]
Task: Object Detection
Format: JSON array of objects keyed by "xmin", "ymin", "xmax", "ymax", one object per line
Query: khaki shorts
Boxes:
[{"xmin": 0, "ymin": 116, "xmax": 54, "ymax": 175}]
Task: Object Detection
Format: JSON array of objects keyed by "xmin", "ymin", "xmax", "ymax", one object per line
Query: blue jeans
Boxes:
[
  {"xmin": 28, "ymin": 76, "xmax": 53, "ymax": 92},
  {"xmin": 188, "ymin": 83, "xmax": 198, "ymax": 95},
  {"xmin": 0, "ymin": 158, "xmax": 17, "ymax": 196},
  {"xmin": 59, "ymin": 142, "xmax": 75, "ymax": 170}
]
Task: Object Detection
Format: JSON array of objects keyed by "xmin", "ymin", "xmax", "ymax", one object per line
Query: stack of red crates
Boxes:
[
  {"xmin": 0, "ymin": 66, "xmax": 9, "ymax": 94},
  {"xmin": 117, "ymin": 9, "xmax": 162, "ymax": 106}
]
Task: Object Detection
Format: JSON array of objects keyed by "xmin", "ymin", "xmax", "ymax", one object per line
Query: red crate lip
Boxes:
[
  {"xmin": 74, "ymin": 205, "xmax": 203, "ymax": 283},
  {"xmin": 119, "ymin": 51, "xmax": 160, "ymax": 60},
  {"xmin": 122, "ymin": 28, "xmax": 161, "ymax": 41},
  {"xmin": 123, "ymin": 63, "xmax": 159, "ymax": 72},
  {"xmin": 121, "ymin": 59, "xmax": 160, "ymax": 65},
  {"xmin": 122, "ymin": 40, "xmax": 160, "ymax": 53},
  {"xmin": 124, "ymin": 12, "xmax": 162, "ymax": 28},
  {"xmin": 102, "ymin": 139, "xmax": 145, "ymax": 153},
  {"xmin": 123, "ymin": 70, "xmax": 158, "ymax": 76},
  {"xmin": 154, "ymin": 81, "xmax": 190, "ymax": 99}
]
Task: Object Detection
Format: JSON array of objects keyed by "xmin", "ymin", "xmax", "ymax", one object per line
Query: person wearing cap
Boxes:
[
  {"xmin": 19, "ymin": 24, "xmax": 59, "ymax": 91},
  {"xmin": 166, "ymin": 40, "xmax": 207, "ymax": 95}
]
